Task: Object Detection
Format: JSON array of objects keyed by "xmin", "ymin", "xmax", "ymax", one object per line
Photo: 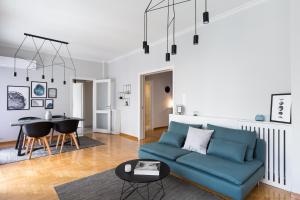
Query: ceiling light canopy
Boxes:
[{"xmin": 143, "ymin": 0, "xmax": 210, "ymax": 61}]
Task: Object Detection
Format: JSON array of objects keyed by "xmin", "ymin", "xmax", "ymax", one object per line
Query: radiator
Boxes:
[{"xmin": 169, "ymin": 114, "xmax": 292, "ymax": 191}]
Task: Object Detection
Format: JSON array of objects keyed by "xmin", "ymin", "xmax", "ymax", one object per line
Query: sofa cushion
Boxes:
[
  {"xmin": 207, "ymin": 124, "xmax": 257, "ymax": 161},
  {"xmin": 159, "ymin": 131, "xmax": 186, "ymax": 148},
  {"xmin": 207, "ymin": 138, "xmax": 247, "ymax": 163},
  {"xmin": 176, "ymin": 152, "xmax": 263, "ymax": 185},
  {"xmin": 168, "ymin": 121, "xmax": 202, "ymax": 137},
  {"xmin": 140, "ymin": 142, "xmax": 191, "ymax": 161}
]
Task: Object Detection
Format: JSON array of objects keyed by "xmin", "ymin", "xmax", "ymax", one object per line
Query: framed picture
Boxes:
[
  {"xmin": 45, "ymin": 99, "xmax": 54, "ymax": 109},
  {"xmin": 31, "ymin": 81, "xmax": 47, "ymax": 98},
  {"xmin": 31, "ymin": 99, "xmax": 44, "ymax": 107},
  {"xmin": 48, "ymin": 88, "xmax": 57, "ymax": 98},
  {"xmin": 7, "ymin": 86, "xmax": 30, "ymax": 110},
  {"xmin": 270, "ymin": 93, "xmax": 292, "ymax": 124}
]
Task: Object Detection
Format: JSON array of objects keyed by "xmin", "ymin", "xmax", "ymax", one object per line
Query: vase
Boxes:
[{"xmin": 45, "ymin": 110, "xmax": 52, "ymax": 120}]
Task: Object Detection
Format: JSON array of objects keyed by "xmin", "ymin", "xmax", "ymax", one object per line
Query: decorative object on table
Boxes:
[
  {"xmin": 143, "ymin": 0, "xmax": 210, "ymax": 61},
  {"xmin": 119, "ymin": 84, "xmax": 131, "ymax": 106},
  {"xmin": 124, "ymin": 164, "xmax": 132, "ymax": 173},
  {"xmin": 7, "ymin": 86, "xmax": 30, "ymax": 110},
  {"xmin": 270, "ymin": 93, "xmax": 292, "ymax": 124},
  {"xmin": 13, "ymin": 33, "xmax": 77, "ymax": 85},
  {"xmin": 48, "ymin": 88, "xmax": 57, "ymax": 98},
  {"xmin": 45, "ymin": 110, "xmax": 52, "ymax": 120},
  {"xmin": 31, "ymin": 99, "xmax": 44, "ymax": 107},
  {"xmin": 165, "ymin": 86, "xmax": 171, "ymax": 93},
  {"xmin": 176, "ymin": 104, "xmax": 184, "ymax": 115},
  {"xmin": 255, "ymin": 114, "xmax": 265, "ymax": 122},
  {"xmin": 45, "ymin": 99, "xmax": 54, "ymax": 109},
  {"xmin": 31, "ymin": 81, "xmax": 47, "ymax": 98},
  {"xmin": 134, "ymin": 160, "xmax": 160, "ymax": 176}
]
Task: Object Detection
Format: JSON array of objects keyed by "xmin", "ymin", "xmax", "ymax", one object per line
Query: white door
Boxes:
[{"xmin": 93, "ymin": 79, "xmax": 112, "ymax": 133}]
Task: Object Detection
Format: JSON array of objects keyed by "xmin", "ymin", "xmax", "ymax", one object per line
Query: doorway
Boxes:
[
  {"xmin": 142, "ymin": 70, "xmax": 173, "ymax": 140},
  {"xmin": 72, "ymin": 79, "xmax": 93, "ymax": 135}
]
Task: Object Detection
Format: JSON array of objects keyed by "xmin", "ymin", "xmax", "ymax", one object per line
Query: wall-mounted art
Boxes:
[
  {"xmin": 31, "ymin": 81, "xmax": 47, "ymax": 98},
  {"xmin": 270, "ymin": 93, "xmax": 292, "ymax": 124},
  {"xmin": 48, "ymin": 88, "xmax": 57, "ymax": 98},
  {"xmin": 45, "ymin": 99, "xmax": 54, "ymax": 109},
  {"xmin": 7, "ymin": 86, "xmax": 30, "ymax": 110},
  {"xmin": 31, "ymin": 99, "xmax": 44, "ymax": 107}
]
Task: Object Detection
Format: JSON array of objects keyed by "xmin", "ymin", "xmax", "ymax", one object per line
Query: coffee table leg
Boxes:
[{"xmin": 120, "ymin": 181, "xmax": 125, "ymax": 200}]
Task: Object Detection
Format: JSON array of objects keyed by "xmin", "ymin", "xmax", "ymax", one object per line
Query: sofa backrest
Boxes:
[{"xmin": 254, "ymin": 139, "xmax": 266, "ymax": 164}]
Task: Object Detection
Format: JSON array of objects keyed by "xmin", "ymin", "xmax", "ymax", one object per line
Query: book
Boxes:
[{"xmin": 134, "ymin": 161, "xmax": 161, "ymax": 176}]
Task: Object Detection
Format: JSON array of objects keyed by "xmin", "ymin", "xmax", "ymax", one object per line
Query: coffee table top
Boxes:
[{"xmin": 115, "ymin": 159, "xmax": 170, "ymax": 183}]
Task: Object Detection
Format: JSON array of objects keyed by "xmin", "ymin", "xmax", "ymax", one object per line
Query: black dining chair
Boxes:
[
  {"xmin": 23, "ymin": 122, "xmax": 53, "ymax": 159},
  {"xmin": 49, "ymin": 115, "xmax": 67, "ymax": 144},
  {"xmin": 17, "ymin": 117, "xmax": 42, "ymax": 149},
  {"xmin": 55, "ymin": 120, "xmax": 80, "ymax": 153}
]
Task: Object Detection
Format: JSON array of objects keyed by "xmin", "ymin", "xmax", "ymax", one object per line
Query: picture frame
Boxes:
[
  {"xmin": 48, "ymin": 88, "xmax": 57, "ymax": 98},
  {"xmin": 31, "ymin": 81, "xmax": 47, "ymax": 98},
  {"xmin": 7, "ymin": 86, "xmax": 30, "ymax": 110},
  {"xmin": 31, "ymin": 99, "xmax": 44, "ymax": 107},
  {"xmin": 270, "ymin": 93, "xmax": 292, "ymax": 124},
  {"xmin": 45, "ymin": 99, "xmax": 54, "ymax": 109}
]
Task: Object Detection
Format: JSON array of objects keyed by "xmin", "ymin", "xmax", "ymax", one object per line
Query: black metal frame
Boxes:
[
  {"xmin": 31, "ymin": 99, "xmax": 45, "ymax": 107},
  {"xmin": 31, "ymin": 81, "xmax": 48, "ymax": 98},
  {"xmin": 45, "ymin": 99, "xmax": 54, "ymax": 109},
  {"xmin": 7, "ymin": 86, "xmax": 30, "ymax": 111},
  {"xmin": 270, "ymin": 93, "xmax": 292, "ymax": 124},
  {"xmin": 48, "ymin": 88, "xmax": 57, "ymax": 98},
  {"xmin": 120, "ymin": 180, "xmax": 165, "ymax": 200}
]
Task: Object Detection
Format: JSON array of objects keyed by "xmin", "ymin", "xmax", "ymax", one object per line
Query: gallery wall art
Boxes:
[
  {"xmin": 31, "ymin": 99, "xmax": 44, "ymax": 107},
  {"xmin": 7, "ymin": 86, "xmax": 30, "ymax": 110},
  {"xmin": 270, "ymin": 93, "xmax": 292, "ymax": 124},
  {"xmin": 31, "ymin": 81, "xmax": 47, "ymax": 98},
  {"xmin": 45, "ymin": 99, "xmax": 54, "ymax": 109},
  {"xmin": 48, "ymin": 88, "xmax": 57, "ymax": 98}
]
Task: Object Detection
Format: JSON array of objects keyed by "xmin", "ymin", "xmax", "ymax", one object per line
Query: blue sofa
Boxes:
[{"xmin": 139, "ymin": 122, "xmax": 266, "ymax": 200}]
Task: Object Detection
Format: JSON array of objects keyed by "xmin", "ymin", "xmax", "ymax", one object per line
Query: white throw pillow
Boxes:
[{"xmin": 182, "ymin": 127, "xmax": 214, "ymax": 154}]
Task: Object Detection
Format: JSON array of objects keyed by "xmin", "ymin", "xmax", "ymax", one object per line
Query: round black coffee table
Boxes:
[{"xmin": 115, "ymin": 159, "xmax": 170, "ymax": 200}]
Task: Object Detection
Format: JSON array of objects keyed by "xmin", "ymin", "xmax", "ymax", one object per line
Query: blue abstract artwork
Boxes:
[
  {"xmin": 7, "ymin": 86, "xmax": 30, "ymax": 110},
  {"xmin": 31, "ymin": 81, "xmax": 47, "ymax": 98},
  {"xmin": 45, "ymin": 99, "xmax": 54, "ymax": 109}
]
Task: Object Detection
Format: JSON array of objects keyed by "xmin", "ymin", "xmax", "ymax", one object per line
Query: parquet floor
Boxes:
[{"xmin": 0, "ymin": 132, "xmax": 295, "ymax": 200}]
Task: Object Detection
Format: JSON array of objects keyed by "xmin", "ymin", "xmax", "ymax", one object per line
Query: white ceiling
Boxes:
[{"xmin": 0, "ymin": 0, "xmax": 254, "ymax": 62}]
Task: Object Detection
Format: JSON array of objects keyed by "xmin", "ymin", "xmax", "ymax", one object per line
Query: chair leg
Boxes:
[
  {"xmin": 38, "ymin": 139, "xmax": 42, "ymax": 146},
  {"xmin": 56, "ymin": 134, "xmax": 61, "ymax": 149},
  {"xmin": 25, "ymin": 137, "xmax": 31, "ymax": 155},
  {"xmin": 29, "ymin": 138, "xmax": 35, "ymax": 159},
  {"xmin": 71, "ymin": 133, "xmax": 80, "ymax": 150},
  {"xmin": 49, "ymin": 128, "xmax": 54, "ymax": 144},
  {"xmin": 22, "ymin": 135, "xmax": 27, "ymax": 149},
  {"xmin": 60, "ymin": 134, "xmax": 66, "ymax": 153},
  {"xmin": 43, "ymin": 137, "xmax": 52, "ymax": 156},
  {"xmin": 42, "ymin": 138, "xmax": 46, "ymax": 150}
]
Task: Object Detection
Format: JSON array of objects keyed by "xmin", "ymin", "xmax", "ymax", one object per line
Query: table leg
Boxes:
[
  {"xmin": 17, "ymin": 128, "xmax": 25, "ymax": 156},
  {"xmin": 15, "ymin": 126, "xmax": 22, "ymax": 149}
]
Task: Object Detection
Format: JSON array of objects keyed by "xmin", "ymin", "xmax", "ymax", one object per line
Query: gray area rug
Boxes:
[
  {"xmin": 0, "ymin": 136, "xmax": 104, "ymax": 165},
  {"xmin": 55, "ymin": 169, "xmax": 219, "ymax": 200}
]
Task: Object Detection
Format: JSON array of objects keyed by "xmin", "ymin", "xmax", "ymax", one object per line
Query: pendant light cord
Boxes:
[
  {"xmin": 205, "ymin": 0, "xmax": 207, "ymax": 11},
  {"xmin": 195, "ymin": 0, "xmax": 197, "ymax": 35},
  {"xmin": 167, "ymin": 0, "xmax": 170, "ymax": 52},
  {"xmin": 172, "ymin": 0, "xmax": 175, "ymax": 45}
]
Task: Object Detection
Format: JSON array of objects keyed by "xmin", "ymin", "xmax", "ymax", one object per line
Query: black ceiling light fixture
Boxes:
[
  {"xmin": 13, "ymin": 33, "xmax": 77, "ymax": 85},
  {"xmin": 203, "ymin": 0, "xmax": 209, "ymax": 24},
  {"xmin": 143, "ymin": 0, "xmax": 210, "ymax": 61}
]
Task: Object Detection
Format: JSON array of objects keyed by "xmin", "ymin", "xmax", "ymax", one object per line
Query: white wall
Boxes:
[
  {"xmin": 0, "ymin": 45, "xmax": 103, "ymax": 141},
  {"xmin": 290, "ymin": 0, "xmax": 300, "ymax": 195},
  {"xmin": 108, "ymin": 0, "xmax": 291, "ymax": 137},
  {"xmin": 146, "ymin": 71, "xmax": 173, "ymax": 128}
]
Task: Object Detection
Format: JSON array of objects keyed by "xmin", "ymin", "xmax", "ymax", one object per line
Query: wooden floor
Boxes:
[{"xmin": 0, "ymin": 133, "xmax": 294, "ymax": 200}]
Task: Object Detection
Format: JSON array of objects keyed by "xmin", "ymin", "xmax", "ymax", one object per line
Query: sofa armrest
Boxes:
[{"xmin": 254, "ymin": 139, "xmax": 266, "ymax": 164}]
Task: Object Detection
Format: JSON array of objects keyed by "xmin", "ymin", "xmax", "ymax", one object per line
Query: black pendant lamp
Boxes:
[
  {"xmin": 203, "ymin": 0, "xmax": 209, "ymax": 24},
  {"xmin": 143, "ymin": 12, "xmax": 150, "ymax": 54},
  {"xmin": 193, "ymin": 0, "xmax": 199, "ymax": 45}
]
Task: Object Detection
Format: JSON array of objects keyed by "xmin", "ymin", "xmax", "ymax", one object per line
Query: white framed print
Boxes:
[
  {"xmin": 31, "ymin": 81, "xmax": 47, "ymax": 98},
  {"xmin": 270, "ymin": 93, "xmax": 292, "ymax": 124}
]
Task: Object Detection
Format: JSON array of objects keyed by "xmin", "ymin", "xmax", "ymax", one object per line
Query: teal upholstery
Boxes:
[
  {"xmin": 207, "ymin": 138, "xmax": 247, "ymax": 163},
  {"xmin": 168, "ymin": 121, "xmax": 202, "ymax": 137},
  {"xmin": 139, "ymin": 149, "xmax": 265, "ymax": 200},
  {"xmin": 140, "ymin": 142, "xmax": 191, "ymax": 160},
  {"xmin": 254, "ymin": 139, "xmax": 266, "ymax": 163},
  {"xmin": 207, "ymin": 124, "xmax": 257, "ymax": 161},
  {"xmin": 176, "ymin": 152, "xmax": 263, "ymax": 185},
  {"xmin": 159, "ymin": 131, "xmax": 186, "ymax": 147}
]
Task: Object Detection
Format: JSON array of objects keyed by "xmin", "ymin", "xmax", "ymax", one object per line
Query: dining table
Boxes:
[{"xmin": 11, "ymin": 117, "xmax": 84, "ymax": 156}]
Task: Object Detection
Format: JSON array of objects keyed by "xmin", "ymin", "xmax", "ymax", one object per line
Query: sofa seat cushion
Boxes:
[
  {"xmin": 176, "ymin": 152, "xmax": 263, "ymax": 185},
  {"xmin": 140, "ymin": 142, "xmax": 191, "ymax": 161}
]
